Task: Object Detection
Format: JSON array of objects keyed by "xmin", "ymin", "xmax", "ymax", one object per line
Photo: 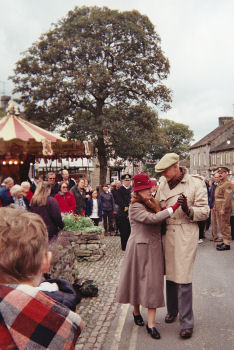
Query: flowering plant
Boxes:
[{"xmin": 62, "ymin": 214, "xmax": 103, "ymax": 233}]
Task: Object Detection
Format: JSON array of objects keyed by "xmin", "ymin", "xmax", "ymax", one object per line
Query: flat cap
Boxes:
[{"xmin": 155, "ymin": 153, "xmax": 179, "ymax": 173}]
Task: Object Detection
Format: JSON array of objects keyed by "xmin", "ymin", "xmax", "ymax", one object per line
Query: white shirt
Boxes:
[{"xmin": 90, "ymin": 199, "xmax": 99, "ymax": 218}]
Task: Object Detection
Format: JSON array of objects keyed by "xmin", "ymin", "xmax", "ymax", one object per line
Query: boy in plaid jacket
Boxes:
[{"xmin": 0, "ymin": 207, "xmax": 84, "ymax": 349}]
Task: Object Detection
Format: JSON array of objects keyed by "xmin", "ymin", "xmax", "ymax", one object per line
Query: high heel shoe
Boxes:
[
  {"xmin": 133, "ymin": 313, "xmax": 144, "ymax": 326},
  {"xmin": 146, "ymin": 324, "xmax": 161, "ymax": 339}
]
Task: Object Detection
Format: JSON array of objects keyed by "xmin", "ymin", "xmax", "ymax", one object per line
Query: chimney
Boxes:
[
  {"xmin": 218, "ymin": 116, "xmax": 233, "ymax": 126},
  {"xmin": 0, "ymin": 95, "xmax": 10, "ymax": 111}
]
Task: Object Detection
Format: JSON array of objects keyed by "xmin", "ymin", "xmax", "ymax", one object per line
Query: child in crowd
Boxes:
[
  {"xmin": 0, "ymin": 207, "xmax": 84, "ymax": 349},
  {"xmin": 86, "ymin": 190, "xmax": 102, "ymax": 226}
]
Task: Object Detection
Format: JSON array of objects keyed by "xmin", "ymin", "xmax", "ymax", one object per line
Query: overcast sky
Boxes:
[{"xmin": 1, "ymin": 0, "xmax": 234, "ymax": 143}]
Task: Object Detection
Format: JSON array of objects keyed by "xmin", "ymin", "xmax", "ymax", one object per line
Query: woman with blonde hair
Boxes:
[{"xmin": 30, "ymin": 181, "xmax": 64, "ymax": 240}]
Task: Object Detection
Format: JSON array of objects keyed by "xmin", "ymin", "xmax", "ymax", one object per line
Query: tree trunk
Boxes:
[{"xmin": 97, "ymin": 136, "xmax": 108, "ymax": 185}]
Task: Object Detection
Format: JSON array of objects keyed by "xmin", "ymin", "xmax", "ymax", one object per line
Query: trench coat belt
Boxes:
[
  {"xmin": 215, "ymin": 199, "xmax": 224, "ymax": 201},
  {"xmin": 166, "ymin": 218, "xmax": 194, "ymax": 225}
]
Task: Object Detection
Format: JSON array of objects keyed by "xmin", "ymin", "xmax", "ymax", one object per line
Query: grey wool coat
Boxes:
[{"xmin": 117, "ymin": 202, "xmax": 172, "ymax": 309}]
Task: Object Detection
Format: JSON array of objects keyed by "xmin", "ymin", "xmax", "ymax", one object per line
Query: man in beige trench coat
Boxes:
[{"xmin": 155, "ymin": 153, "xmax": 209, "ymax": 339}]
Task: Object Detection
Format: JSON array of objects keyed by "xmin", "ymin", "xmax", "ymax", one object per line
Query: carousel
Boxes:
[{"xmin": 0, "ymin": 101, "xmax": 94, "ymax": 183}]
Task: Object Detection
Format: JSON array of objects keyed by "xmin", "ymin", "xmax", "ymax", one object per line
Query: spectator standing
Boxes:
[
  {"xmin": 86, "ymin": 190, "xmax": 103, "ymax": 226},
  {"xmin": 209, "ymin": 172, "xmax": 222, "ymax": 242},
  {"xmin": 84, "ymin": 178, "xmax": 92, "ymax": 199},
  {"xmin": 215, "ymin": 167, "xmax": 233, "ymax": 251},
  {"xmin": 54, "ymin": 181, "xmax": 76, "ymax": 214},
  {"xmin": 30, "ymin": 181, "xmax": 64, "ymax": 240},
  {"xmin": 47, "ymin": 172, "xmax": 59, "ymax": 196},
  {"xmin": 0, "ymin": 207, "xmax": 84, "ymax": 348},
  {"xmin": 155, "ymin": 153, "xmax": 209, "ymax": 339},
  {"xmin": 21, "ymin": 181, "xmax": 34, "ymax": 202},
  {"xmin": 115, "ymin": 174, "xmax": 132, "ymax": 250},
  {"xmin": 100, "ymin": 184, "xmax": 115, "ymax": 235},
  {"xmin": 61, "ymin": 169, "xmax": 76, "ymax": 190},
  {"xmin": 111, "ymin": 180, "xmax": 121, "ymax": 235},
  {"xmin": 0, "ymin": 177, "xmax": 14, "ymax": 206},
  {"xmin": 10, "ymin": 185, "xmax": 30, "ymax": 210},
  {"xmin": 70, "ymin": 178, "xmax": 87, "ymax": 215}
]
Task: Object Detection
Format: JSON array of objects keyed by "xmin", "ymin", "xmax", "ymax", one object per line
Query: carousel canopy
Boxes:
[
  {"xmin": 0, "ymin": 101, "xmax": 93, "ymax": 161},
  {"xmin": 0, "ymin": 114, "xmax": 67, "ymax": 142}
]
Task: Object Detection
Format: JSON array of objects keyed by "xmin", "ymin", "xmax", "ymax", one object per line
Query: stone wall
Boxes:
[{"xmin": 49, "ymin": 229, "xmax": 105, "ymax": 283}]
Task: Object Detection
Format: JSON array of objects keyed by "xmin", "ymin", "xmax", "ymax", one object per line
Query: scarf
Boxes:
[
  {"xmin": 0, "ymin": 284, "xmax": 82, "ymax": 349},
  {"xmin": 131, "ymin": 193, "xmax": 161, "ymax": 213},
  {"xmin": 167, "ymin": 167, "xmax": 185, "ymax": 190}
]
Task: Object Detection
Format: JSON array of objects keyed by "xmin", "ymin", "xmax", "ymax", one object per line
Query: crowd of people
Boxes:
[
  {"xmin": 0, "ymin": 170, "xmax": 134, "ymax": 247},
  {"xmin": 0, "ymin": 154, "xmax": 233, "ymax": 347}
]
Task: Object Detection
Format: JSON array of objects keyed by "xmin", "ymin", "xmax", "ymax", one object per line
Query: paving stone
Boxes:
[{"xmin": 75, "ymin": 236, "xmax": 124, "ymax": 347}]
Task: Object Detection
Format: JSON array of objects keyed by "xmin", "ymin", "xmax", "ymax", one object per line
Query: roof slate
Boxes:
[{"xmin": 190, "ymin": 120, "xmax": 234, "ymax": 149}]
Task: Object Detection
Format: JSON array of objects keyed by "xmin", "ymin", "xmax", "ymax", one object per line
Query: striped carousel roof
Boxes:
[{"xmin": 0, "ymin": 114, "xmax": 67, "ymax": 142}]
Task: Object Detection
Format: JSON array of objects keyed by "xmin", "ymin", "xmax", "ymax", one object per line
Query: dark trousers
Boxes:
[
  {"xmin": 117, "ymin": 215, "xmax": 131, "ymax": 251},
  {"xmin": 230, "ymin": 216, "xmax": 234, "ymax": 240},
  {"xmin": 198, "ymin": 220, "xmax": 206, "ymax": 239},
  {"xmin": 166, "ymin": 280, "xmax": 194, "ymax": 330},
  {"xmin": 103, "ymin": 210, "xmax": 113, "ymax": 232},
  {"xmin": 91, "ymin": 218, "xmax": 100, "ymax": 226}
]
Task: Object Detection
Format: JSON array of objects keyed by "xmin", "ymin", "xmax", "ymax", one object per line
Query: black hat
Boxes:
[{"xmin": 121, "ymin": 174, "xmax": 132, "ymax": 180}]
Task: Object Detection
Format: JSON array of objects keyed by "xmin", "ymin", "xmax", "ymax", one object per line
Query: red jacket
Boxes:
[{"xmin": 54, "ymin": 191, "xmax": 76, "ymax": 213}]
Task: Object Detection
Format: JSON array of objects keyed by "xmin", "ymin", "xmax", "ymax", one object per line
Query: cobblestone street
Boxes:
[{"xmin": 75, "ymin": 236, "xmax": 124, "ymax": 350}]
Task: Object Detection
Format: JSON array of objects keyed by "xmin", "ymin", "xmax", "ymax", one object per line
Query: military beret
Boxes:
[
  {"xmin": 121, "ymin": 174, "xmax": 132, "ymax": 180},
  {"xmin": 155, "ymin": 153, "xmax": 179, "ymax": 173}
]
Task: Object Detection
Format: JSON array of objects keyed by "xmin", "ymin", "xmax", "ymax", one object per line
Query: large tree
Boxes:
[{"xmin": 10, "ymin": 6, "xmax": 172, "ymax": 183}]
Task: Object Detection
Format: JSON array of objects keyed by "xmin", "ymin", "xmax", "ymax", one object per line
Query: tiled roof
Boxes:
[{"xmin": 190, "ymin": 120, "xmax": 234, "ymax": 149}]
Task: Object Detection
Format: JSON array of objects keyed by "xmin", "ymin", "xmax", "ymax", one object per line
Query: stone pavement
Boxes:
[{"xmin": 75, "ymin": 236, "xmax": 124, "ymax": 350}]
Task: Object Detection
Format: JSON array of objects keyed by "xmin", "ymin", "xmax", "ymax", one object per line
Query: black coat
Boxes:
[
  {"xmin": 115, "ymin": 185, "xmax": 132, "ymax": 216},
  {"xmin": 70, "ymin": 185, "xmax": 86, "ymax": 214}
]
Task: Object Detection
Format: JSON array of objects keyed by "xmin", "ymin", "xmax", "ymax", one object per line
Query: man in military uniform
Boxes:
[
  {"xmin": 155, "ymin": 153, "xmax": 209, "ymax": 339},
  {"xmin": 115, "ymin": 174, "xmax": 132, "ymax": 251},
  {"xmin": 215, "ymin": 167, "xmax": 233, "ymax": 251}
]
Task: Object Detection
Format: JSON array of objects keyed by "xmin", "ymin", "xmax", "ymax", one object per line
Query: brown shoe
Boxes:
[
  {"xmin": 180, "ymin": 328, "xmax": 193, "ymax": 339},
  {"xmin": 215, "ymin": 238, "xmax": 223, "ymax": 242}
]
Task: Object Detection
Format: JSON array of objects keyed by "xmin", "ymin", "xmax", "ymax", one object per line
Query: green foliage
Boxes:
[
  {"xmin": 10, "ymin": 6, "xmax": 172, "ymax": 183},
  {"xmin": 0, "ymin": 110, "xmax": 6, "ymax": 119},
  {"xmin": 62, "ymin": 214, "xmax": 103, "ymax": 233},
  {"xmin": 143, "ymin": 118, "xmax": 194, "ymax": 177}
]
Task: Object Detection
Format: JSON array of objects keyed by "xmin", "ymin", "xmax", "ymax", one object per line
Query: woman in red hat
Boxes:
[{"xmin": 117, "ymin": 173, "xmax": 182, "ymax": 340}]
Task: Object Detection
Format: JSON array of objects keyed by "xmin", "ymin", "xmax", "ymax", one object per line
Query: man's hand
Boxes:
[{"xmin": 177, "ymin": 194, "xmax": 190, "ymax": 215}]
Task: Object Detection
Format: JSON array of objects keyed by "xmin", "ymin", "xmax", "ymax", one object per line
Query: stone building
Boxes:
[{"xmin": 190, "ymin": 116, "xmax": 234, "ymax": 176}]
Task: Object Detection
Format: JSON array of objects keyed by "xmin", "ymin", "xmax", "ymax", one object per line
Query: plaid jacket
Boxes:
[{"xmin": 0, "ymin": 284, "xmax": 82, "ymax": 349}]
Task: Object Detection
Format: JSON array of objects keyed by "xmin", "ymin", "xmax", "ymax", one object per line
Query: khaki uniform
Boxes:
[{"xmin": 215, "ymin": 178, "xmax": 233, "ymax": 245}]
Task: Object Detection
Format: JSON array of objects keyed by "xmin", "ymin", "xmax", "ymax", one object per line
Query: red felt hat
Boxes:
[{"xmin": 132, "ymin": 173, "xmax": 155, "ymax": 191}]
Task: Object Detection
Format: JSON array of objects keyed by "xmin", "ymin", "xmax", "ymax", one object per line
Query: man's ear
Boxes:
[{"xmin": 40, "ymin": 251, "xmax": 52, "ymax": 273}]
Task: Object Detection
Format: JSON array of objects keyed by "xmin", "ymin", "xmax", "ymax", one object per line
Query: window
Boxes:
[
  {"xmin": 226, "ymin": 152, "xmax": 230, "ymax": 164},
  {"xmin": 212, "ymin": 154, "xmax": 216, "ymax": 165},
  {"xmin": 203, "ymin": 153, "xmax": 206, "ymax": 166},
  {"xmin": 220, "ymin": 153, "xmax": 223, "ymax": 165}
]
